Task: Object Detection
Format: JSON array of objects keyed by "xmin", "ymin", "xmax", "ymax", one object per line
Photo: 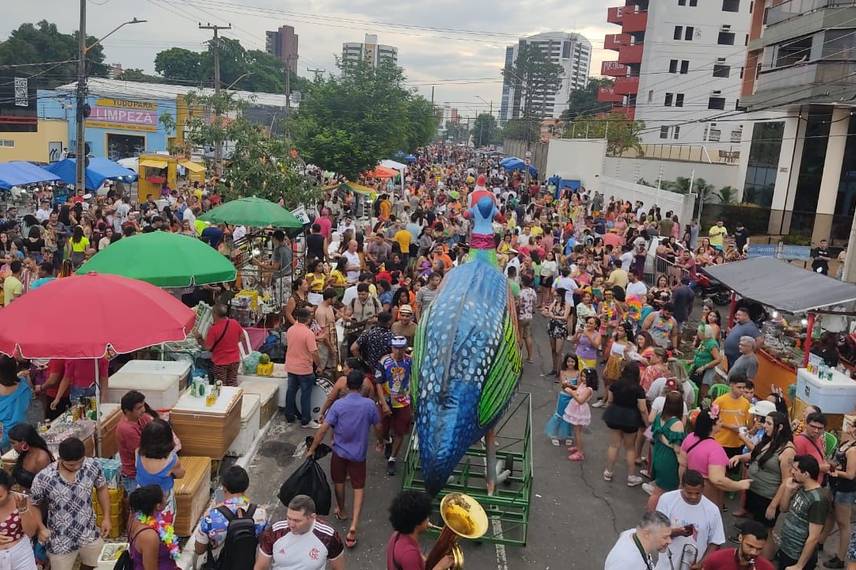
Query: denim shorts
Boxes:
[{"xmin": 835, "ymin": 489, "xmax": 856, "ymax": 505}]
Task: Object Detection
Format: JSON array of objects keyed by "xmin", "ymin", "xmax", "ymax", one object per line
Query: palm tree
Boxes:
[{"xmin": 714, "ymin": 186, "xmax": 737, "ymax": 204}]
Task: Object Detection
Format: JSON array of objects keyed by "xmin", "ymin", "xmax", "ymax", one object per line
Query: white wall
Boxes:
[
  {"xmin": 544, "ymin": 138, "xmax": 607, "ymax": 185},
  {"xmin": 594, "ymin": 176, "xmax": 696, "ymax": 228},
  {"xmin": 603, "ymin": 156, "xmax": 740, "ymax": 191}
]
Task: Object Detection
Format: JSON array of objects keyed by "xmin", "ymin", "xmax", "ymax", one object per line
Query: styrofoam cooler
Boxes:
[
  {"xmin": 796, "ymin": 367, "xmax": 856, "ymax": 414},
  {"xmin": 227, "ymin": 394, "xmax": 261, "ymax": 457},
  {"xmin": 106, "ymin": 366, "xmax": 182, "ymax": 409},
  {"xmin": 238, "ymin": 378, "xmax": 280, "ymax": 427},
  {"xmin": 114, "ymin": 359, "xmax": 191, "ymax": 390}
]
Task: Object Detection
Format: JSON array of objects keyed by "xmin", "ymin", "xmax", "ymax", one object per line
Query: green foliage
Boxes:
[
  {"xmin": 116, "ymin": 68, "xmax": 163, "ymax": 83},
  {"xmin": 502, "ymin": 118, "xmax": 540, "ymax": 143},
  {"xmin": 154, "ymin": 47, "xmax": 203, "ymax": 82},
  {"xmin": 288, "ymin": 59, "xmax": 438, "ymax": 180},
  {"xmin": 182, "ymin": 91, "xmax": 320, "ymax": 208},
  {"xmin": 472, "ymin": 113, "xmax": 499, "ymax": 147},
  {"xmin": 564, "ymin": 111, "xmax": 645, "ymax": 156},
  {"xmin": 714, "ymin": 186, "xmax": 738, "ymax": 204},
  {"xmin": 561, "ymin": 78, "xmax": 614, "ymax": 121},
  {"xmin": 444, "ymin": 121, "xmax": 469, "ymax": 144},
  {"xmin": 0, "ymin": 20, "xmax": 107, "ymax": 88},
  {"xmin": 502, "ymin": 43, "xmax": 564, "ymax": 140}
]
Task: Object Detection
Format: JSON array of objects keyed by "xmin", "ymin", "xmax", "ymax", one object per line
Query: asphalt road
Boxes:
[{"xmin": 241, "ymin": 314, "xmax": 726, "ymax": 569}]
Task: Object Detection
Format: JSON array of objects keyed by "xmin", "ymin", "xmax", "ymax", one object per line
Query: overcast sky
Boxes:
[{"xmin": 3, "ymin": 0, "xmax": 612, "ymax": 119}]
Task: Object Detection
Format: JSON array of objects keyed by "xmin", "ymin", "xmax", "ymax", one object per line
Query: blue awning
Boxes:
[
  {"xmin": 0, "ymin": 161, "xmax": 61, "ymax": 190},
  {"xmin": 45, "ymin": 157, "xmax": 137, "ymax": 191}
]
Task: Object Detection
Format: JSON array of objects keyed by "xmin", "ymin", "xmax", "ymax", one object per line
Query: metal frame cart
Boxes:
[{"xmin": 401, "ymin": 392, "xmax": 533, "ymax": 547}]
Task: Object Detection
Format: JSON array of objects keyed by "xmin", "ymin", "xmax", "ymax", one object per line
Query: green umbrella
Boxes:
[
  {"xmin": 77, "ymin": 232, "xmax": 237, "ymax": 288},
  {"xmin": 198, "ymin": 196, "xmax": 303, "ymax": 228}
]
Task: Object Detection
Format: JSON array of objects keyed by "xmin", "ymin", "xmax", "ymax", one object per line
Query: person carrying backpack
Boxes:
[{"xmin": 195, "ymin": 466, "xmax": 267, "ymax": 570}]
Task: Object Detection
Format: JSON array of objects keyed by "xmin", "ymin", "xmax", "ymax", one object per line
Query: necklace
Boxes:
[{"xmin": 136, "ymin": 512, "xmax": 180, "ymax": 560}]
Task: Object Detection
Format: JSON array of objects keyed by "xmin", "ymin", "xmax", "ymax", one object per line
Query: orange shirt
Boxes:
[{"xmin": 285, "ymin": 323, "xmax": 318, "ymax": 375}]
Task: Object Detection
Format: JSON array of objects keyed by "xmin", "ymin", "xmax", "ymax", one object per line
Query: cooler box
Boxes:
[
  {"xmin": 106, "ymin": 368, "xmax": 182, "ymax": 410},
  {"xmin": 237, "ymin": 377, "xmax": 280, "ymax": 426},
  {"xmin": 114, "ymin": 360, "xmax": 191, "ymax": 391},
  {"xmin": 97, "ymin": 543, "xmax": 129, "ymax": 570},
  {"xmin": 226, "ymin": 394, "xmax": 260, "ymax": 457},
  {"xmin": 173, "ymin": 456, "xmax": 211, "ymax": 537},
  {"xmin": 98, "ymin": 403, "xmax": 122, "ymax": 459},
  {"xmin": 796, "ymin": 368, "xmax": 856, "ymax": 415},
  {"xmin": 170, "ymin": 387, "xmax": 243, "ymax": 459}
]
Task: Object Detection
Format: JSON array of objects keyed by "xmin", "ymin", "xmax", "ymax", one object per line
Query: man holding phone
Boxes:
[{"xmin": 654, "ymin": 470, "xmax": 725, "ymax": 569}]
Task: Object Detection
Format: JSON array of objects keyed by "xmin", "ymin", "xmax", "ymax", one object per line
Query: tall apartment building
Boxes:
[
  {"xmin": 499, "ymin": 32, "xmax": 591, "ymax": 125},
  {"xmin": 598, "ymin": 0, "xmax": 750, "ymax": 153},
  {"xmin": 265, "ymin": 25, "xmax": 299, "ymax": 73},
  {"xmin": 341, "ymin": 34, "xmax": 398, "ymax": 69},
  {"xmin": 738, "ymin": 0, "xmax": 856, "ymax": 243}
]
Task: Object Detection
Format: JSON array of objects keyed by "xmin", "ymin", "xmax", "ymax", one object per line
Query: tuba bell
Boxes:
[{"xmin": 424, "ymin": 493, "xmax": 489, "ymax": 570}]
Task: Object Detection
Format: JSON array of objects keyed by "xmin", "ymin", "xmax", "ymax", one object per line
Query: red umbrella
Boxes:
[{"xmin": 0, "ymin": 273, "xmax": 196, "ymax": 359}]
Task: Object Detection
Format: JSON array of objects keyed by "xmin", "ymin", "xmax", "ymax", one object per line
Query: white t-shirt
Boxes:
[
  {"xmin": 183, "ymin": 208, "xmax": 196, "ymax": 225},
  {"xmin": 35, "ymin": 207, "xmax": 51, "ymax": 223},
  {"xmin": 540, "ymin": 259, "xmax": 558, "ymax": 278},
  {"xmin": 627, "ymin": 280, "xmax": 648, "ymax": 298},
  {"xmin": 653, "ymin": 490, "xmax": 725, "ymax": 569},
  {"xmin": 552, "ymin": 275, "xmax": 578, "ymax": 304},
  {"xmin": 232, "ymin": 225, "xmax": 247, "ymax": 242},
  {"xmin": 605, "ymin": 529, "xmax": 660, "ymax": 570},
  {"xmin": 343, "ymin": 250, "xmax": 361, "ymax": 283},
  {"xmin": 646, "ymin": 378, "xmax": 696, "ymax": 409},
  {"xmin": 341, "ymin": 285, "xmax": 358, "ymax": 308},
  {"xmin": 651, "ymin": 395, "xmax": 689, "ymax": 419},
  {"xmin": 619, "ymin": 251, "xmax": 634, "ymax": 271}
]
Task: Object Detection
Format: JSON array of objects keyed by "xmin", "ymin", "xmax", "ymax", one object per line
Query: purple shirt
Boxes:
[{"xmin": 325, "ymin": 392, "xmax": 380, "ymax": 462}]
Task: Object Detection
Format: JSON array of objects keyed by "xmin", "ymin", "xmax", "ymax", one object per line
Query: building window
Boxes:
[
  {"xmin": 669, "ymin": 59, "xmax": 678, "ymax": 73},
  {"xmin": 722, "ymin": 0, "xmax": 740, "ymax": 12},
  {"xmin": 775, "ymin": 35, "xmax": 813, "ymax": 67},
  {"xmin": 0, "ymin": 140, "xmax": 14, "ymax": 148},
  {"xmin": 679, "ymin": 0, "xmax": 686, "ymax": 4},
  {"xmin": 685, "ymin": 26, "xmax": 695, "ymax": 40},
  {"xmin": 674, "ymin": 26, "xmax": 683, "ymax": 40},
  {"xmin": 707, "ymin": 123, "xmax": 722, "ymax": 141},
  {"xmin": 660, "ymin": 126, "xmax": 670, "ymax": 139},
  {"xmin": 562, "ymin": 41, "xmax": 571, "ymax": 58},
  {"xmin": 648, "ymin": 89, "xmax": 654, "ymax": 103},
  {"xmin": 675, "ymin": 93, "xmax": 684, "ymax": 107},
  {"xmin": 665, "ymin": 93, "xmax": 674, "ymax": 106},
  {"xmin": 674, "ymin": 126, "xmax": 681, "ymax": 139},
  {"xmin": 739, "ymin": 66, "xmax": 745, "ymax": 79},
  {"xmin": 708, "ymin": 96, "xmax": 726, "ymax": 110},
  {"xmin": 718, "ymin": 31, "xmax": 736, "ymax": 45},
  {"xmin": 731, "ymin": 125, "xmax": 744, "ymax": 143},
  {"xmin": 690, "ymin": 0, "xmax": 698, "ymax": 5},
  {"xmin": 713, "ymin": 63, "xmax": 731, "ymax": 77},
  {"xmin": 680, "ymin": 60, "xmax": 689, "ymax": 74}
]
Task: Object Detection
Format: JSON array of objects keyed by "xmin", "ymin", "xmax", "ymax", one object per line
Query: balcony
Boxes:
[
  {"xmin": 607, "ymin": 6, "xmax": 624, "ymax": 25},
  {"xmin": 618, "ymin": 43, "xmax": 644, "ymax": 64},
  {"xmin": 623, "ymin": 10, "xmax": 648, "ymax": 33},
  {"xmin": 604, "ymin": 33, "xmax": 631, "ymax": 51},
  {"xmin": 602, "ymin": 60, "xmax": 629, "ymax": 77},
  {"xmin": 597, "ymin": 87, "xmax": 624, "ymax": 103},
  {"xmin": 614, "ymin": 75, "xmax": 640, "ymax": 95},
  {"xmin": 767, "ymin": 0, "xmax": 856, "ymax": 26},
  {"xmin": 745, "ymin": 60, "xmax": 856, "ymax": 108}
]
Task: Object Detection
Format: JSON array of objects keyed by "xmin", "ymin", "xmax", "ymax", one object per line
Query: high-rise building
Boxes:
[
  {"xmin": 598, "ymin": 0, "xmax": 750, "ymax": 151},
  {"xmin": 499, "ymin": 32, "xmax": 591, "ymax": 125},
  {"xmin": 265, "ymin": 25, "xmax": 299, "ymax": 73},
  {"xmin": 341, "ymin": 34, "xmax": 398, "ymax": 69},
  {"xmin": 737, "ymin": 0, "xmax": 856, "ymax": 243}
]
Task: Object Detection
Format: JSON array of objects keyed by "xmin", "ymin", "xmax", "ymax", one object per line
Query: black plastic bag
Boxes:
[{"xmin": 278, "ymin": 438, "xmax": 332, "ymax": 515}]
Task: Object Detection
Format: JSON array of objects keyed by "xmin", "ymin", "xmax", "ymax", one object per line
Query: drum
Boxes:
[{"xmin": 310, "ymin": 377, "xmax": 334, "ymax": 421}]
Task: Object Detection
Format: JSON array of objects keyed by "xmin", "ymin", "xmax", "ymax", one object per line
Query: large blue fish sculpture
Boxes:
[{"xmin": 412, "ymin": 190, "xmax": 523, "ymax": 495}]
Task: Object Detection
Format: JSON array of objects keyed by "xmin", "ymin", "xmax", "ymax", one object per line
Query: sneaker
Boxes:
[
  {"xmin": 627, "ymin": 475, "xmax": 644, "ymax": 487},
  {"xmin": 383, "ymin": 438, "xmax": 393, "ymax": 459},
  {"xmin": 639, "ymin": 468, "xmax": 651, "ymax": 479},
  {"xmin": 827, "ymin": 556, "xmax": 845, "ymax": 569},
  {"xmin": 603, "ymin": 470, "xmax": 613, "ymax": 482},
  {"xmin": 592, "ymin": 399, "xmax": 605, "ymax": 409},
  {"xmin": 387, "ymin": 458, "xmax": 397, "ymax": 476},
  {"xmin": 568, "ymin": 451, "xmax": 585, "ymax": 462},
  {"xmin": 550, "ymin": 438, "xmax": 560, "ymax": 447},
  {"xmin": 564, "ymin": 439, "xmax": 574, "ymax": 447},
  {"xmin": 641, "ymin": 483, "xmax": 655, "ymax": 496},
  {"xmin": 302, "ymin": 420, "xmax": 322, "ymax": 429}
]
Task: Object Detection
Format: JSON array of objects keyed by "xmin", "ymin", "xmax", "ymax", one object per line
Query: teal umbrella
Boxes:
[
  {"xmin": 198, "ymin": 197, "xmax": 303, "ymax": 228},
  {"xmin": 77, "ymin": 232, "xmax": 236, "ymax": 288}
]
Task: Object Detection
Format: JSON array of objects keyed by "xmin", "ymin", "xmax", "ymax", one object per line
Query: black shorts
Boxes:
[
  {"xmin": 541, "ymin": 276, "xmax": 554, "ymax": 288},
  {"xmin": 605, "ymin": 422, "xmax": 640, "ymax": 434},
  {"xmin": 745, "ymin": 490, "xmax": 776, "ymax": 528}
]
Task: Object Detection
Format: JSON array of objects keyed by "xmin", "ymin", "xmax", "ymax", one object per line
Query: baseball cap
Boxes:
[
  {"xmin": 749, "ymin": 400, "xmax": 777, "ymax": 417},
  {"xmin": 399, "ymin": 304, "xmax": 413, "ymax": 316},
  {"xmin": 391, "ymin": 336, "xmax": 408, "ymax": 348}
]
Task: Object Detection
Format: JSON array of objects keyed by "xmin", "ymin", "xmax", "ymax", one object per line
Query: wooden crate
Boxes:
[
  {"xmin": 174, "ymin": 456, "xmax": 211, "ymax": 537},
  {"xmin": 170, "ymin": 388, "xmax": 243, "ymax": 460},
  {"xmin": 98, "ymin": 404, "xmax": 122, "ymax": 459}
]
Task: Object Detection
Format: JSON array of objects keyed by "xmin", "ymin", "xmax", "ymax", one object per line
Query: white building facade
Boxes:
[{"xmin": 341, "ymin": 34, "xmax": 398, "ymax": 68}]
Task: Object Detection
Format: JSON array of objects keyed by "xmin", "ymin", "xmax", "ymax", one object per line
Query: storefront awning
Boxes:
[
  {"xmin": 0, "ymin": 161, "xmax": 60, "ymax": 190},
  {"xmin": 702, "ymin": 257, "xmax": 856, "ymax": 314},
  {"xmin": 179, "ymin": 160, "xmax": 205, "ymax": 173},
  {"xmin": 139, "ymin": 158, "xmax": 168, "ymax": 169}
]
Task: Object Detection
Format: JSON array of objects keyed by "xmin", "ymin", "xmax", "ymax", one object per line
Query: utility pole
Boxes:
[
  {"xmin": 306, "ymin": 67, "xmax": 324, "ymax": 82},
  {"xmin": 199, "ymin": 22, "xmax": 231, "ymax": 177},
  {"xmin": 75, "ymin": 0, "xmax": 87, "ymax": 193}
]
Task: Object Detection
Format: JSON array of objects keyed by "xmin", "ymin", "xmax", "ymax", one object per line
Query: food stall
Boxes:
[
  {"xmin": 702, "ymin": 257, "xmax": 856, "ymax": 415},
  {"xmin": 136, "ymin": 155, "xmax": 206, "ymax": 203}
]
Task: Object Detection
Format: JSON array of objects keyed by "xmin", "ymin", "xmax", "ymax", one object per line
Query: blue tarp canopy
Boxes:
[
  {"xmin": 0, "ymin": 161, "xmax": 60, "ymax": 190},
  {"xmin": 501, "ymin": 157, "xmax": 537, "ymax": 177},
  {"xmin": 45, "ymin": 157, "xmax": 136, "ymax": 190}
]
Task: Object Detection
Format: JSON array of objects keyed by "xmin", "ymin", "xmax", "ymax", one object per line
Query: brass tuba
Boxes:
[{"xmin": 424, "ymin": 493, "xmax": 489, "ymax": 570}]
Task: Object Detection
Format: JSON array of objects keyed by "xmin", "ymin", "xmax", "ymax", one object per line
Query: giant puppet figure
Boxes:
[{"xmin": 412, "ymin": 177, "xmax": 523, "ymax": 496}]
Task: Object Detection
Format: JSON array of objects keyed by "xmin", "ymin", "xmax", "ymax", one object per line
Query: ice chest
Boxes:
[
  {"xmin": 98, "ymin": 403, "xmax": 122, "ymax": 459},
  {"xmin": 796, "ymin": 367, "xmax": 856, "ymax": 414},
  {"xmin": 173, "ymin": 456, "xmax": 211, "ymax": 536},
  {"xmin": 115, "ymin": 359, "xmax": 191, "ymax": 390},
  {"xmin": 237, "ymin": 377, "xmax": 280, "ymax": 426},
  {"xmin": 106, "ymin": 363, "xmax": 184, "ymax": 410},
  {"xmin": 226, "ymin": 394, "xmax": 260, "ymax": 457},
  {"xmin": 170, "ymin": 387, "xmax": 243, "ymax": 459}
]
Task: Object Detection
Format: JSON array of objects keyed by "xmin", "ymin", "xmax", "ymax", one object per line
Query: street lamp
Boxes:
[{"xmin": 75, "ymin": 7, "xmax": 146, "ymax": 192}]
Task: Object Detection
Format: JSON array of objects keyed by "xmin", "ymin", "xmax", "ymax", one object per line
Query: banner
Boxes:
[
  {"xmin": 86, "ymin": 98, "xmax": 159, "ymax": 132},
  {"xmin": 0, "ymin": 76, "xmax": 36, "ymax": 132}
]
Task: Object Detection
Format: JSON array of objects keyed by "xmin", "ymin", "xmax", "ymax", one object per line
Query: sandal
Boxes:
[
  {"xmin": 345, "ymin": 529, "xmax": 357, "ymax": 548},
  {"xmin": 568, "ymin": 451, "xmax": 585, "ymax": 462},
  {"xmin": 334, "ymin": 509, "xmax": 349, "ymax": 521},
  {"xmin": 603, "ymin": 470, "xmax": 613, "ymax": 481}
]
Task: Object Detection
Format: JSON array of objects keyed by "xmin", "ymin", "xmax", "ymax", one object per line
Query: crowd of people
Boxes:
[{"xmin": 0, "ymin": 142, "xmax": 848, "ymax": 570}]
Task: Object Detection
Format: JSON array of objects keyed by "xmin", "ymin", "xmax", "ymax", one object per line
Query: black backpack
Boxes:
[{"xmin": 205, "ymin": 505, "xmax": 258, "ymax": 570}]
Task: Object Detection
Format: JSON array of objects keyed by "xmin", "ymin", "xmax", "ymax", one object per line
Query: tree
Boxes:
[
  {"xmin": 561, "ymin": 78, "xmax": 614, "ymax": 121},
  {"xmin": 154, "ymin": 47, "xmax": 203, "ymax": 83},
  {"xmin": 472, "ymin": 113, "xmax": 498, "ymax": 147},
  {"xmin": 564, "ymin": 111, "xmax": 645, "ymax": 156},
  {"xmin": 0, "ymin": 20, "xmax": 107, "ymax": 88},
  {"xmin": 288, "ymin": 59, "xmax": 438, "ymax": 180},
  {"xmin": 182, "ymin": 91, "xmax": 321, "ymax": 208},
  {"xmin": 502, "ymin": 118, "xmax": 539, "ymax": 143},
  {"xmin": 714, "ymin": 186, "xmax": 737, "ymax": 204},
  {"xmin": 444, "ymin": 121, "xmax": 469, "ymax": 144},
  {"xmin": 502, "ymin": 43, "xmax": 563, "ymax": 143},
  {"xmin": 116, "ymin": 68, "xmax": 163, "ymax": 83}
]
